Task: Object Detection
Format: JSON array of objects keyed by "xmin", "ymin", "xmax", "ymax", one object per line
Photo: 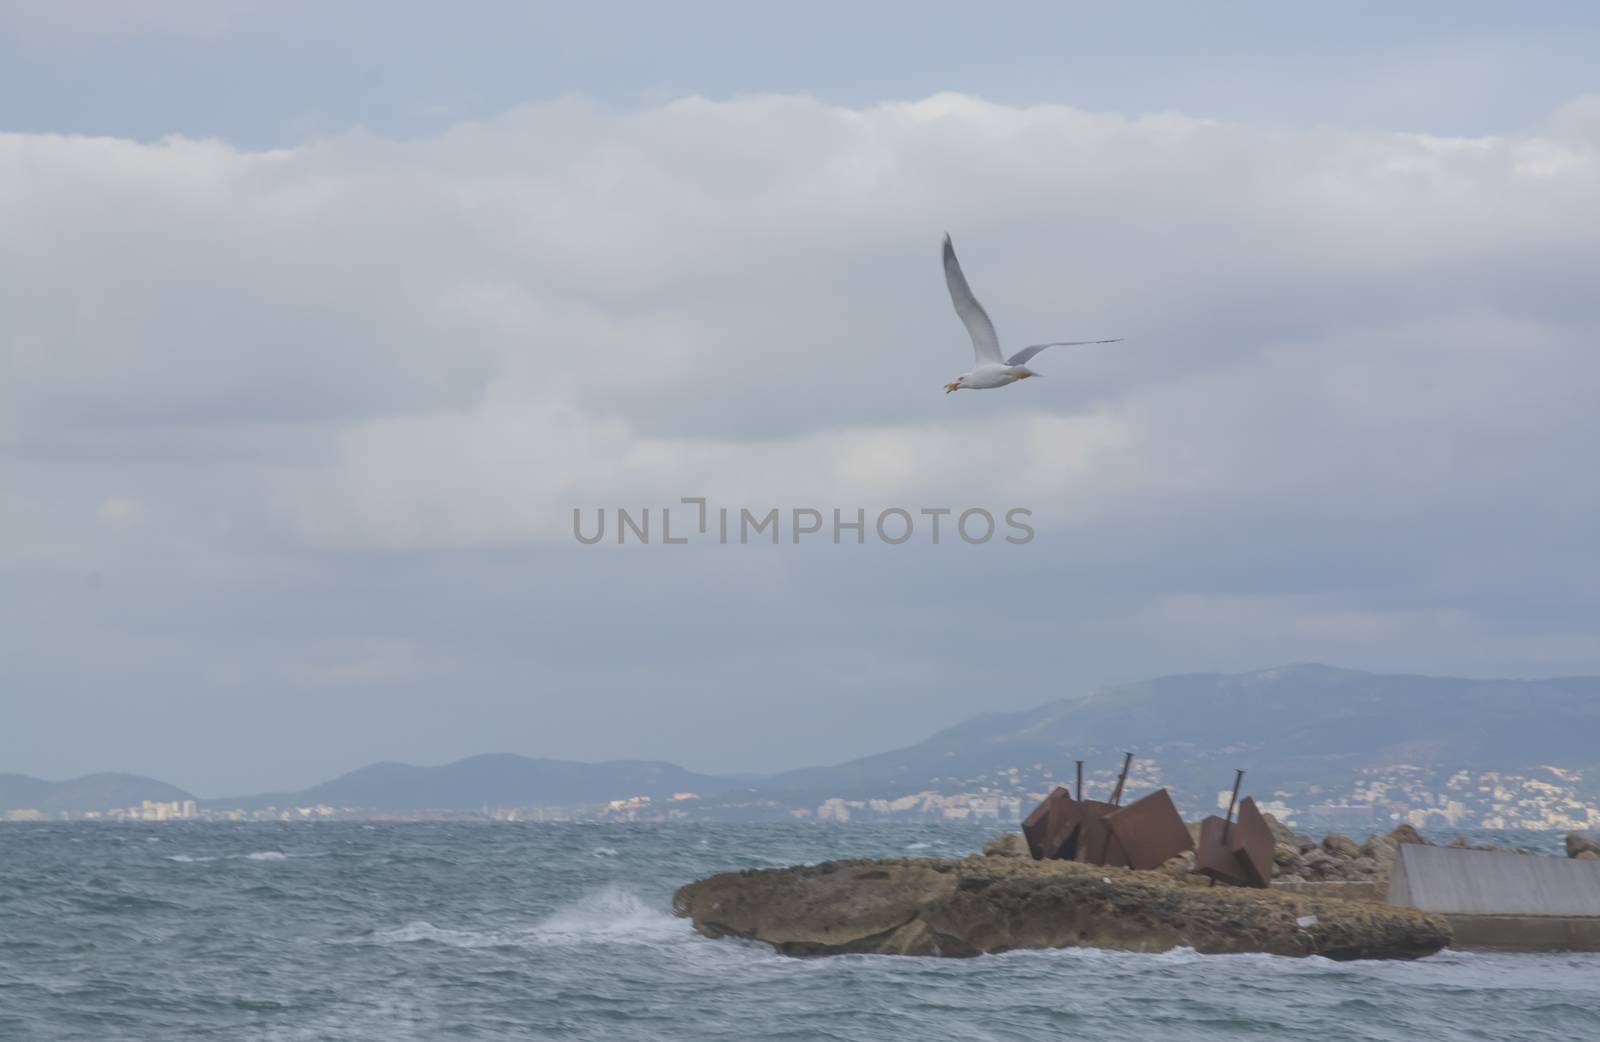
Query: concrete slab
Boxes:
[
  {"xmin": 1444, "ymin": 914, "xmax": 1600, "ymax": 951},
  {"xmin": 1388, "ymin": 844, "xmax": 1600, "ymax": 917}
]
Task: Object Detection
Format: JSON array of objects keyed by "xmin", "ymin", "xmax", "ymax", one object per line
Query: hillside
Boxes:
[
  {"xmin": 11, "ymin": 665, "xmax": 1600, "ymax": 828},
  {"xmin": 0, "ymin": 772, "xmax": 195, "ymax": 814},
  {"xmin": 728, "ymin": 664, "xmax": 1600, "ymax": 826},
  {"xmin": 208, "ymin": 753, "xmax": 736, "ymax": 813}
]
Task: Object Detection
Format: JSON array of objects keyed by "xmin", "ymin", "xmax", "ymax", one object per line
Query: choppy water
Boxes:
[{"xmin": 2, "ymin": 822, "xmax": 1598, "ymax": 1041}]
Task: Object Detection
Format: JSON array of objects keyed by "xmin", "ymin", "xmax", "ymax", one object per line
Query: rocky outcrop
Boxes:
[
  {"xmin": 1248, "ymin": 818, "xmax": 1522, "ymax": 888},
  {"xmin": 985, "ymin": 816, "xmax": 1552, "ymax": 894},
  {"xmin": 1568, "ymin": 831, "xmax": 1600, "ymax": 859},
  {"xmin": 673, "ymin": 856, "xmax": 1449, "ymax": 960},
  {"xmin": 1185, "ymin": 816, "xmax": 1412, "ymax": 886},
  {"xmin": 983, "ymin": 832, "xmax": 1029, "ymax": 858}
]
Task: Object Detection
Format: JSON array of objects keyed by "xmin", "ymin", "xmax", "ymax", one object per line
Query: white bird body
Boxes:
[
  {"xmin": 961, "ymin": 364, "xmax": 1039, "ymax": 390},
  {"xmin": 940, "ymin": 234, "xmax": 1120, "ymax": 393}
]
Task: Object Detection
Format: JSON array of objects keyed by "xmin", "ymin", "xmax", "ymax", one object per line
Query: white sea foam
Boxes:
[
  {"xmin": 591, "ymin": 846, "xmax": 619, "ymax": 858},
  {"xmin": 166, "ymin": 850, "xmax": 322, "ymax": 864},
  {"xmin": 365, "ymin": 921, "xmax": 490, "ymax": 947},
  {"xmin": 530, "ymin": 886, "xmax": 685, "ymax": 947},
  {"xmin": 356, "ymin": 887, "xmax": 689, "ymax": 951}
]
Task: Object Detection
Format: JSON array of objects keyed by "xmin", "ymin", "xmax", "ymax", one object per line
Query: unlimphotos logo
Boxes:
[{"xmin": 573, "ymin": 498, "xmax": 1034, "ymax": 546}]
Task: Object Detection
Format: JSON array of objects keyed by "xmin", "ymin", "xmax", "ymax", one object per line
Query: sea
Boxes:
[{"xmin": 2, "ymin": 821, "xmax": 1597, "ymax": 1041}]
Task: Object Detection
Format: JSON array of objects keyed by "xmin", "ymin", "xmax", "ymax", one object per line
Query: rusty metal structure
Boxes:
[
  {"xmin": 1021, "ymin": 786, "xmax": 1078, "ymax": 860},
  {"xmin": 1023, "ymin": 754, "xmax": 1190, "ymax": 870},
  {"xmin": 1021, "ymin": 758, "xmax": 1272, "ymax": 886},
  {"xmin": 1230, "ymin": 796, "xmax": 1274, "ymax": 887},
  {"xmin": 1106, "ymin": 788, "xmax": 1194, "ymax": 871},
  {"xmin": 1192, "ymin": 770, "xmax": 1273, "ymax": 889}
]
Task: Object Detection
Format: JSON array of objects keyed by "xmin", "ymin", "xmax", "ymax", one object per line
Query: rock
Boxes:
[
  {"xmin": 1567, "ymin": 832, "xmax": 1600, "ymax": 859},
  {"xmin": 1273, "ymin": 843, "xmax": 1301, "ymax": 868},
  {"xmin": 1261, "ymin": 812, "xmax": 1299, "ymax": 846},
  {"xmin": 1349, "ymin": 856, "xmax": 1381, "ymax": 877},
  {"xmin": 1361, "ymin": 835, "xmax": 1398, "ymax": 862},
  {"xmin": 1298, "ymin": 839, "xmax": 1320, "ymax": 855},
  {"xmin": 1159, "ymin": 851, "xmax": 1196, "ymax": 879},
  {"xmin": 1323, "ymin": 834, "xmax": 1363, "ymax": 860},
  {"xmin": 673, "ymin": 857, "xmax": 1449, "ymax": 960},
  {"xmin": 1385, "ymin": 824, "xmax": 1428, "ymax": 846},
  {"xmin": 1578, "ymin": 850, "xmax": 1599, "ymax": 862},
  {"xmin": 1301, "ymin": 850, "xmax": 1336, "ymax": 878},
  {"xmin": 1326, "ymin": 858, "xmax": 1363, "ymax": 882},
  {"xmin": 1448, "ymin": 836, "xmax": 1469, "ymax": 849},
  {"xmin": 983, "ymin": 833, "xmax": 1029, "ymax": 858}
]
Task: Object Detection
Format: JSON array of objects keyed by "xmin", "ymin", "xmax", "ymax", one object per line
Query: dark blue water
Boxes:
[{"xmin": 3, "ymin": 822, "xmax": 1597, "ymax": 1041}]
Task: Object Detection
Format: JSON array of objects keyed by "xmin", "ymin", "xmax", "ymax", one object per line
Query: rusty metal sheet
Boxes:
[
  {"xmin": 1072, "ymin": 799, "xmax": 1130, "ymax": 868},
  {"xmin": 1022, "ymin": 787, "xmax": 1078, "ymax": 860},
  {"xmin": 1044, "ymin": 799, "xmax": 1082, "ymax": 861},
  {"xmin": 1193, "ymin": 815, "xmax": 1253, "ymax": 886},
  {"xmin": 1230, "ymin": 797, "xmax": 1274, "ymax": 888},
  {"xmin": 1104, "ymin": 788, "xmax": 1194, "ymax": 871},
  {"xmin": 1021, "ymin": 787, "xmax": 1062, "ymax": 859}
]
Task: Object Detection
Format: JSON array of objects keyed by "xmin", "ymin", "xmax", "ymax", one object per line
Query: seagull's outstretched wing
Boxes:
[
  {"xmin": 1006, "ymin": 338, "xmax": 1122, "ymax": 367},
  {"xmin": 943, "ymin": 235, "xmax": 1003, "ymax": 366}
]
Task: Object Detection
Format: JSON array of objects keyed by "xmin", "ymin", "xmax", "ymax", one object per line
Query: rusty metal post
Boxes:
[
  {"xmin": 1075, "ymin": 760, "xmax": 1084, "ymax": 802},
  {"xmin": 1222, "ymin": 769, "xmax": 1244, "ymax": 842},
  {"xmin": 1109, "ymin": 752, "xmax": 1134, "ymax": 807}
]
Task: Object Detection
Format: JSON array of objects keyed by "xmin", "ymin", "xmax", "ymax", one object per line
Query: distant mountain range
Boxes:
[
  {"xmin": 211, "ymin": 754, "xmax": 736, "ymax": 813},
  {"xmin": 8, "ymin": 665, "xmax": 1600, "ymax": 829},
  {"xmin": 0, "ymin": 772, "xmax": 195, "ymax": 814},
  {"xmin": 752, "ymin": 663, "xmax": 1600, "ymax": 796}
]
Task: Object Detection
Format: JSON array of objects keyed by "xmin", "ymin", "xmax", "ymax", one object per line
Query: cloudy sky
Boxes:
[{"xmin": 4, "ymin": 3, "xmax": 1599, "ymax": 796}]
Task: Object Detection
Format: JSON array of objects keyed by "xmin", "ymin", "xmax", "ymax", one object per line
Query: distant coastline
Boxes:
[{"xmin": 8, "ymin": 664, "xmax": 1600, "ymax": 833}]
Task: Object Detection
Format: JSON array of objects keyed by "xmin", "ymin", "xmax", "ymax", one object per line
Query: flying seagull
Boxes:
[{"xmin": 941, "ymin": 234, "xmax": 1121, "ymax": 393}]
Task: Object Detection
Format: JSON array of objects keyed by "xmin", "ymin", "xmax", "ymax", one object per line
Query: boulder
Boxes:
[
  {"xmin": 1160, "ymin": 850, "xmax": 1196, "ymax": 879},
  {"xmin": 1323, "ymin": 834, "xmax": 1363, "ymax": 860},
  {"xmin": 979, "ymin": 838, "xmax": 1030, "ymax": 857},
  {"xmin": 1273, "ymin": 843, "xmax": 1301, "ymax": 868},
  {"xmin": 1301, "ymin": 849, "xmax": 1336, "ymax": 877},
  {"xmin": 1567, "ymin": 832, "xmax": 1600, "ymax": 859},
  {"xmin": 1361, "ymin": 835, "xmax": 1398, "ymax": 862},
  {"xmin": 983, "ymin": 833, "xmax": 1029, "ymax": 858},
  {"xmin": 1261, "ymin": 812, "xmax": 1300, "ymax": 846},
  {"xmin": 1578, "ymin": 851, "xmax": 1599, "ymax": 862},
  {"xmin": 1385, "ymin": 824, "xmax": 1428, "ymax": 846},
  {"xmin": 673, "ymin": 856, "xmax": 1449, "ymax": 960}
]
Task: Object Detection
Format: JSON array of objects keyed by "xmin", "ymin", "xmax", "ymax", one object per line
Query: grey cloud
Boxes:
[{"xmin": 4, "ymin": 93, "xmax": 1600, "ymax": 793}]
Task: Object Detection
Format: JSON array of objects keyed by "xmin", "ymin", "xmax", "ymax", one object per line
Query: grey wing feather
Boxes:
[
  {"xmin": 943, "ymin": 235, "xmax": 1003, "ymax": 366},
  {"xmin": 1006, "ymin": 338, "xmax": 1122, "ymax": 367}
]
